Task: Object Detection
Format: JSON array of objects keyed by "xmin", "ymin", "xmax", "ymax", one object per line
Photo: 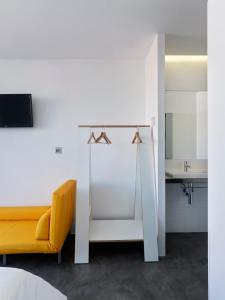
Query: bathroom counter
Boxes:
[
  {"xmin": 166, "ymin": 169, "xmax": 208, "ymax": 183},
  {"xmin": 166, "ymin": 177, "xmax": 208, "ymax": 183}
]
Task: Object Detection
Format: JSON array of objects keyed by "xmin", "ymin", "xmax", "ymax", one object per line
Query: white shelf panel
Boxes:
[{"xmin": 89, "ymin": 220, "xmax": 143, "ymax": 242}]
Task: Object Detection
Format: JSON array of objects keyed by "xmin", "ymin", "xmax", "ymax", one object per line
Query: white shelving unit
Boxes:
[
  {"xmin": 89, "ymin": 220, "xmax": 143, "ymax": 242},
  {"xmin": 75, "ymin": 125, "xmax": 158, "ymax": 264}
]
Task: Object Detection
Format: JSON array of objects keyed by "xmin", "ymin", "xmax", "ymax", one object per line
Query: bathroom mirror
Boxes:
[
  {"xmin": 165, "ymin": 112, "xmax": 208, "ymax": 160},
  {"xmin": 165, "ymin": 91, "xmax": 208, "ymax": 160}
]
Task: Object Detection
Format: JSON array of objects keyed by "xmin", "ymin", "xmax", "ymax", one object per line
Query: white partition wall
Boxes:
[
  {"xmin": 145, "ymin": 34, "xmax": 165, "ymax": 256},
  {"xmin": 139, "ymin": 127, "xmax": 158, "ymax": 262},
  {"xmin": 74, "ymin": 128, "xmax": 90, "ymax": 263},
  {"xmin": 208, "ymin": 1, "xmax": 225, "ymax": 299}
]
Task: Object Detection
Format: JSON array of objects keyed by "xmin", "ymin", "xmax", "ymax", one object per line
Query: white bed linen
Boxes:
[{"xmin": 0, "ymin": 267, "xmax": 67, "ymax": 300}]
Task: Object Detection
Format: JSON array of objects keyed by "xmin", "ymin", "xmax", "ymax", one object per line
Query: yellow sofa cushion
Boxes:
[
  {"xmin": 0, "ymin": 220, "xmax": 55, "ymax": 255},
  {"xmin": 35, "ymin": 208, "xmax": 51, "ymax": 240},
  {"xmin": 0, "ymin": 206, "xmax": 50, "ymax": 221}
]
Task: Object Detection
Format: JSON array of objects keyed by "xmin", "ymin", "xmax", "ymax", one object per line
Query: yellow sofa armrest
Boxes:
[
  {"xmin": 35, "ymin": 208, "xmax": 51, "ymax": 240},
  {"xmin": 0, "ymin": 206, "xmax": 50, "ymax": 221}
]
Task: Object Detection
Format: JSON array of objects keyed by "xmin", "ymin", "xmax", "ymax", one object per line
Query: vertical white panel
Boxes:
[
  {"xmin": 75, "ymin": 128, "xmax": 90, "ymax": 264},
  {"xmin": 208, "ymin": 1, "xmax": 225, "ymax": 299},
  {"xmin": 139, "ymin": 127, "xmax": 158, "ymax": 262},
  {"xmin": 145, "ymin": 34, "xmax": 165, "ymax": 256},
  {"xmin": 157, "ymin": 34, "xmax": 166, "ymax": 256}
]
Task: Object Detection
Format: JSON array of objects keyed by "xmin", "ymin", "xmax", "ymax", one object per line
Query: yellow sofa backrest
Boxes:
[
  {"xmin": 0, "ymin": 206, "xmax": 49, "ymax": 221},
  {"xmin": 49, "ymin": 180, "xmax": 76, "ymax": 251}
]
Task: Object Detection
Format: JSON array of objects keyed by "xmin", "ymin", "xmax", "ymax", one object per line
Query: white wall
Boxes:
[
  {"xmin": 165, "ymin": 57, "xmax": 208, "ymax": 233},
  {"xmin": 165, "ymin": 35, "xmax": 207, "ymax": 56},
  {"xmin": 145, "ymin": 34, "xmax": 165, "ymax": 256},
  {"xmin": 88, "ymin": 128, "xmax": 141, "ymax": 219},
  {"xmin": 0, "ymin": 59, "xmax": 145, "ymax": 210},
  {"xmin": 166, "ymin": 91, "xmax": 197, "ymax": 113},
  {"xmin": 166, "ymin": 182, "xmax": 208, "ymax": 232},
  {"xmin": 165, "ymin": 59, "xmax": 207, "ymax": 91},
  {"xmin": 208, "ymin": 1, "xmax": 225, "ymax": 299}
]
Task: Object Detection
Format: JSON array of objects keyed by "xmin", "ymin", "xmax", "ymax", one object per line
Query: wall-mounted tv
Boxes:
[{"xmin": 0, "ymin": 94, "xmax": 33, "ymax": 128}]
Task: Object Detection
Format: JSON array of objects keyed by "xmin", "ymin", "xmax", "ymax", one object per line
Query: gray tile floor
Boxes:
[{"xmin": 2, "ymin": 233, "xmax": 207, "ymax": 300}]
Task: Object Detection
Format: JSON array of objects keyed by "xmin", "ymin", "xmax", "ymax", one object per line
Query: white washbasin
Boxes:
[{"xmin": 166, "ymin": 169, "xmax": 208, "ymax": 179}]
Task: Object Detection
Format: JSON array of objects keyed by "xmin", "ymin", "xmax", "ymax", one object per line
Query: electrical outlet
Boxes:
[{"xmin": 55, "ymin": 147, "xmax": 63, "ymax": 154}]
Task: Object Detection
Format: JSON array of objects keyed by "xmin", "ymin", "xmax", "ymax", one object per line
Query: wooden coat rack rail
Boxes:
[{"xmin": 78, "ymin": 125, "xmax": 150, "ymax": 128}]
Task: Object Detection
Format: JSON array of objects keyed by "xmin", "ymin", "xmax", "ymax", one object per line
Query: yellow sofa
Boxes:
[{"xmin": 0, "ymin": 180, "xmax": 76, "ymax": 264}]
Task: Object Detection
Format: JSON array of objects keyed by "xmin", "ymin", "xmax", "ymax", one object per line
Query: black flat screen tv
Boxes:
[{"xmin": 0, "ymin": 94, "xmax": 33, "ymax": 127}]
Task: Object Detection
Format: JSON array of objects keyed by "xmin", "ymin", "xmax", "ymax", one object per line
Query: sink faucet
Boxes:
[{"xmin": 184, "ymin": 161, "xmax": 191, "ymax": 172}]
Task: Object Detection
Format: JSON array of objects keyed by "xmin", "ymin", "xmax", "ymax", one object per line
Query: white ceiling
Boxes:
[{"xmin": 0, "ymin": 0, "xmax": 207, "ymax": 59}]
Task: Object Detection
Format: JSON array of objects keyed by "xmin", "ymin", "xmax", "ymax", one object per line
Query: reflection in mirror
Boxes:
[{"xmin": 166, "ymin": 113, "xmax": 196, "ymax": 160}]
